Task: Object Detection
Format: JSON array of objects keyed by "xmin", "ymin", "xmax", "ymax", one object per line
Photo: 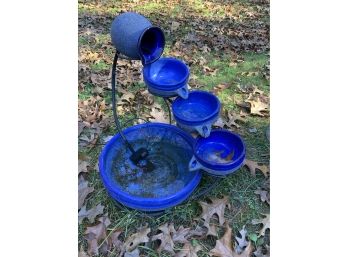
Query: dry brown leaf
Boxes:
[
  {"xmin": 140, "ymin": 89, "xmax": 155, "ymax": 105},
  {"xmin": 203, "ymin": 66, "xmax": 218, "ymax": 76},
  {"xmin": 214, "ymin": 83, "xmax": 230, "ymax": 94},
  {"xmin": 252, "ymin": 214, "xmax": 270, "ymax": 237},
  {"xmin": 110, "ymin": 230, "xmax": 123, "ymax": 248},
  {"xmin": 120, "ymin": 92, "xmax": 135, "ymax": 102},
  {"xmin": 78, "ymin": 178, "xmax": 94, "ymax": 209},
  {"xmin": 79, "ymin": 121, "xmax": 86, "ymax": 136},
  {"xmin": 152, "ymin": 223, "xmax": 175, "ymax": 255},
  {"xmin": 245, "ymin": 94, "xmax": 269, "ymax": 116},
  {"xmin": 188, "ymin": 225, "xmax": 206, "ymax": 238},
  {"xmin": 214, "ymin": 117, "xmax": 227, "ymax": 128},
  {"xmin": 79, "ymin": 247, "xmax": 89, "ymax": 257},
  {"xmin": 90, "ymin": 73, "xmax": 109, "ymax": 89},
  {"xmin": 124, "ymin": 226, "xmax": 151, "ymax": 252},
  {"xmin": 78, "ymin": 203, "xmax": 104, "ymax": 224},
  {"xmin": 253, "ymin": 245, "xmax": 270, "ymax": 257},
  {"xmin": 252, "ymin": 86, "xmax": 264, "ymax": 95},
  {"xmin": 210, "ymin": 223, "xmax": 253, "ymax": 257},
  {"xmin": 175, "ymin": 242, "xmax": 202, "ymax": 257},
  {"xmin": 84, "ymin": 233, "xmax": 99, "ymax": 256},
  {"xmin": 171, "ymin": 21, "xmax": 180, "ymax": 31},
  {"xmin": 227, "ymin": 112, "xmax": 246, "ymax": 128},
  {"xmin": 199, "ymin": 196, "xmax": 231, "ymax": 236},
  {"xmin": 170, "ymin": 224, "xmax": 190, "ymax": 244},
  {"xmin": 254, "ymin": 188, "xmax": 270, "ymax": 205},
  {"xmin": 78, "ymin": 160, "xmax": 90, "ymax": 175},
  {"xmin": 124, "ymin": 248, "xmax": 140, "ymax": 257},
  {"xmin": 235, "ymin": 226, "xmax": 248, "ymax": 253},
  {"xmin": 149, "ymin": 107, "xmax": 169, "ymax": 123},
  {"xmin": 244, "ymin": 159, "xmax": 269, "ymax": 177},
  {"xmin": 84, "ymin": 216, "xmax": 111, "ymax": 256},
  {"xmin": 92, "ymin": 86, "xmax": 104, "ymax": 95},
  {"xmin": 78, "ymin": 97, "xmax": 106, "ymax": 125}
]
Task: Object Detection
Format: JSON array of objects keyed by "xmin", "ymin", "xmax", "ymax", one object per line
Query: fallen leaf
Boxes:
[
  {"xmin": 78, "ymin": 160, "xmax": 90, "ymax": 175},
  {"xmin": 175, "ymin": 242, "xmax": 202, "ymax": 257},
  {"xmin": 170, "ymin": 224, "xmax": 191, "ymax": 244},
  {"xmin": 243, "ymin": 159, "xmax": 269, "ymax": 177},
  {"xmin": 203, "ymin": 65, "xmax": 218, "ymax": 76},
  {"xmin": 227, "ymin": 112, "xmax": 246, "ymax": 128},
  {"xmin": 152, "ymin": 223, "xmax": 175, "ymax": 255},
  {"xmin": 78, "ymin": 203, "xmax": 104, "ymax": 224},
  {"xmin": 214, "ymin": 117, "xmax": 227, "ymax": 128},
  {"xmin": 245, "ymin": 94, "xmax": 269, "ymax": 116},
  {"xmin": 84, "ymin": 216, "xmax": 111, "ymax": 256},
  {"xmin": 78, "ymin": 177, "xmax": 94, "ymax": 209},
  {"xmin": 254, "ymin": 188, "xmax": 270, "ymax": 205},
  {"xmin": 124, "ymin": 248, "xmax": 140, "ymax": 257},
  {"xmin": 120, "ymin": 92, "xmax": 135, "ymax": 102},
  {"xmin": 79, "ymin": 121, "xmax": 86, "ymax": 136},
  {"xmin": 252, "ymin": 214, "xmax": 270, "ymax": 237},
  {"xmin": 210, "ymin": 223, "xmax": 253, "ymax": 257},
  {"xmin": 199, "ymin": 196, "xmax": 231, "ymax": 236},
  {"xmin": 252, "ymin": 86, "xmax": 264, "ymax": 95},
  {"xmin": 171, "ymin": 21, "xmax": 180, "ymax": 31},
  {"xmin": 253, "ymin": 245, "xmax": 270, "ymax": 257},
  {"xmin": 214, "ymin": 83, "xmax": 230, "ymax": 94},
  {"xmin": 85, "ymin": 233, "xmax": 98, "ymax": 256},
  {"xmin": 149, "ymin": 107, "xmax": 168, "ymax": 123},
  {"xmin": 124, "ymin": 226, "xmax": 151, "ymax": 252},
  {"xmin": 79, "ymin": 247, "xmax": 89, "ymax": 257},
  {"xmin": 188, "ymin": 225, "xmax": 206, "ymax": 238},
  {"xmin": 235, "ymin": 226, "xmax": 248, "ymax": 254},
  {"xmin": 109, "ymin": 230, "xmax": 123, "ymax": 248}
]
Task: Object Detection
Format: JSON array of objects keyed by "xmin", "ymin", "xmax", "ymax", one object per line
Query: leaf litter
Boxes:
[{"xmin": 78, "ymin": 0, "xmax": 270, "ymax": 255}]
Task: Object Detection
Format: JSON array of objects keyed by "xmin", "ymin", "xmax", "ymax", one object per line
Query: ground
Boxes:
[{"xmin": 78, "ymin": 0, "xmax": 270, "ymax": 256}]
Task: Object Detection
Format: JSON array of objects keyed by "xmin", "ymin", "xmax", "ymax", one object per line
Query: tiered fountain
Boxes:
[{"xmin": 99, "ymin": 12, "xmax": 246, "ymax": 212}]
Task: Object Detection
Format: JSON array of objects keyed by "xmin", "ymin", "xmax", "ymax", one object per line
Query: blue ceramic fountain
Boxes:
[{"xmin": 99, "ymin": 12, "xmax": 246, "ymax": 212}]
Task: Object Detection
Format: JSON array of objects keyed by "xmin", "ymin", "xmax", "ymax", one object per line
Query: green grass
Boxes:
[
  {"xmin": 78, "ymin": 0, "xmax": 270, "ymax": 255},
  {"xmin": 90, "ymin": 60, "xmax": 109, "ymax": 72}
]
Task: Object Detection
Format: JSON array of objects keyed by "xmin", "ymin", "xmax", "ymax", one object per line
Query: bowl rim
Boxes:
[
  {"xmin": 98, "ymin": 122, "xmax": 202, "ymax": 206},
  {"xmin": 143, "ymin": 57, "xmax": 190, "ymax": 87},
  {"xmin": 172, "ymin": 90, "xmax": 221, "ymax": 123},
  {"xmin": 193, "ymin": 129, "xmax": 246, "ymax": 169}
]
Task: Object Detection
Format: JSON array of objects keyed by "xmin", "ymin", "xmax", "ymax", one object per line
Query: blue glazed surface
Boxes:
[
  {"xmin": 111, "ymin": 12, "xmax": 164, "ymax": 64},
  {"xmin": 191, "ymin": 130, "xmax": 246, "ymax": 175},
  {"xmin": 172, "ymin": 90, "xmax": 221, "ymax": 125},
  {"xmin": 143, "ymin": 57, "xmax": 189, "ymax": 98},
  {"xmin": 99, "ymin": 123, "xmax": 202, "ymax": 212}
]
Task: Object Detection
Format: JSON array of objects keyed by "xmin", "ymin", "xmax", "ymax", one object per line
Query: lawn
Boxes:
[{"xmin": 78, "ymin": 0, "xmax": 270, "ymax": 256}]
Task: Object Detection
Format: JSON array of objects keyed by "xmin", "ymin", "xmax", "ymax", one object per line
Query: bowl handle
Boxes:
[
  {"xmin": 189, "ymin": 156, "xmax": 204, "ymax": 172},
  {"xmin": 175, "ymin": 86, "xmax": 189, "ymax": 99},
  {"xmin": 195, "ymin": 124, "xmax": 211, "ymax": 138}
]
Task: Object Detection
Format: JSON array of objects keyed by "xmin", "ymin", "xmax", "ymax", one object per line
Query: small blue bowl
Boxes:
[
  {"xmin": 189, "ymin": 130, "xmax": 246, "ymax": 176},
  {"xmin": 172, "ymin": 90, "xmax": 221, "ymax": 137},
  {"xmin": 143, "ymin": 57, "xmax": 189, "ymax": 99}
]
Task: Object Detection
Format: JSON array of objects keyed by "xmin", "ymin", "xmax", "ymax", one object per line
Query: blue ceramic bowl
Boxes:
[
  {"xmin": 172, "ymin": 90, "xmax": 221, "ymax": 137},
  {"xmin": 99, "ymin": 123, "xmax": 202, "ymax": 211},
  {"xmin": 189, "ymin": 130, "xmax": 246, "ymax": 176},
  {"xmin": 143, "ymin": 57, "xmax": 189, "ymax": 99}
]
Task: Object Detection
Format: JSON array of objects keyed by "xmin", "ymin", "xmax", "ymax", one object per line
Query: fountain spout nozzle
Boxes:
[{"xmin": 130, "ymin": 148, "xmax": 155, "ymax": 172}]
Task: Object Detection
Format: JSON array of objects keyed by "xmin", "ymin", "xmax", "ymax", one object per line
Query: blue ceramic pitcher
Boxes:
[{"xmin": 111, "ymin": 12, "xmax": 165, "ymax": 65}]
